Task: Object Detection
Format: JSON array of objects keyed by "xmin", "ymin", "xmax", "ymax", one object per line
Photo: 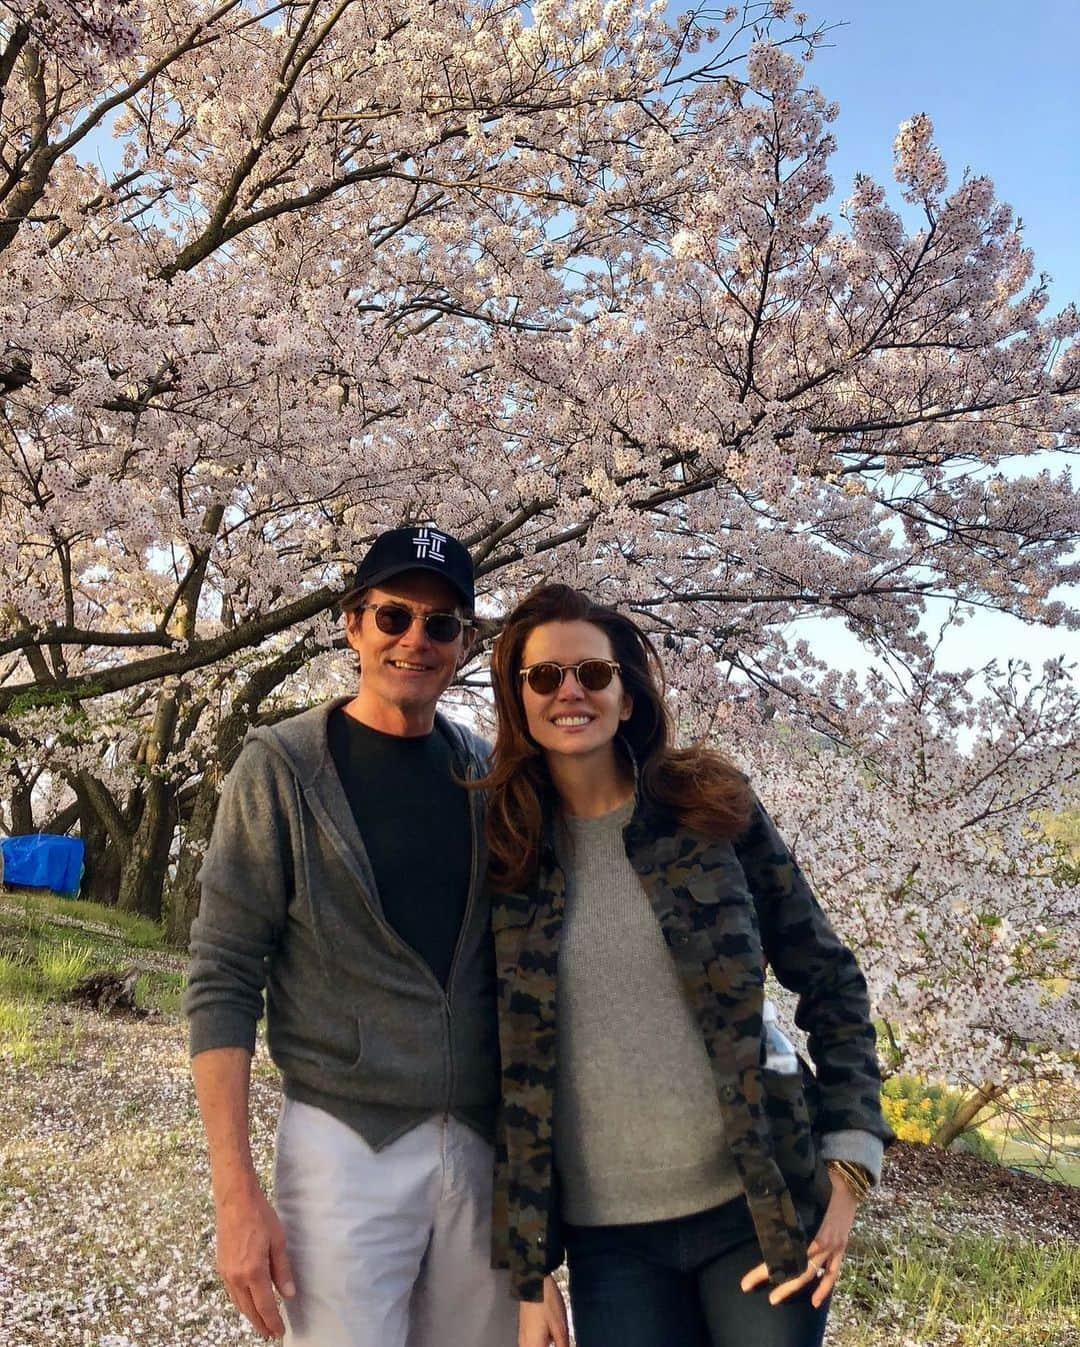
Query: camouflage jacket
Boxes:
[{"xmin": 490, "ymin": 791, "xmax": 893, "ymax": 1301}]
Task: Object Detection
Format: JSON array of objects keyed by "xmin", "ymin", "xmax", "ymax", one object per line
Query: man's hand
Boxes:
[
  {"xmin": 215, "ymin": 1177, "xmax": 296, "ymax": 1339},
  {"xmin": 191, "ymin": 1049, "xmax": 294, "ymax": 1337},
  {"xmin": 518, "ymin": 1274, "xmax": 570, "ymax": 1347}
]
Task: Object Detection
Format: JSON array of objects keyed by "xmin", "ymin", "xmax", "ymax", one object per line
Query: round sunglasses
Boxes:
[
  {"xmin": 519, "ymin": 659, "xmax": 622, "ymax": 695},
  {"xmin": 358, "ymin": 603, "xmax": 472, "ymax": 645}
]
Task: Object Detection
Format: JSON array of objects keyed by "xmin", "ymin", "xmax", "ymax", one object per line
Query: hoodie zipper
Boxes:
[{"xmin": 441, "ymin": 752, "xmax": 482, "ymax": 1118}]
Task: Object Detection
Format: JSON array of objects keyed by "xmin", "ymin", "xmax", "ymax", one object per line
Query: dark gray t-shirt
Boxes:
[{"xmin": 328, "ymin": 710, "xmax": 471, "ymax": 988}]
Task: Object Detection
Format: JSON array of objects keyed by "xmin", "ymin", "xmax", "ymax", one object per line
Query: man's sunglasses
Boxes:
[
  {"xmin": 358, "ymin": 603, "xmax": 473, "ymax": 644},
  {"xmin": 519, "ymin": 659, "xmax": 622, "ymax": 695}
]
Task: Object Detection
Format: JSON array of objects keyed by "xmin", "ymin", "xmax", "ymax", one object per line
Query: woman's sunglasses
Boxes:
[
  {"xmin": 519, "ymin": 659, "xmax": 621, "ymax": 695},
  {"xmin": 358, "ymin": 603, "xmax": 472, "ymax": 644}
]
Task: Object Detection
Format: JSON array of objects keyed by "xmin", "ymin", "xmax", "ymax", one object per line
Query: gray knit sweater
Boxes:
[{"xmin": 553, "ymin": 799, "xmax": 745, "ymax": 1225}]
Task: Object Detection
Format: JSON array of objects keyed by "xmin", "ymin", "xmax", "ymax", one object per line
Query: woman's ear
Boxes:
[{"xmin": 619, "ymin": 693, "xmax": 633, "ymax": 722}]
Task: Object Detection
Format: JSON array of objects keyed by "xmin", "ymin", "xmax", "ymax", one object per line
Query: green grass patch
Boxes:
[
  {"xmin": 0, "ymin": 892, "xmax": 186, "ymax": 1011},
  {"xmin": 0, "ymin": 890, "xmax": 188, "ymax": 1017},
  {"xmin": 993, "ymin": 1135, "xmax": 1080, "ymax": 1188},
  {"xmin": 0, "ymin": 997, "xmax": 39, "ymax": 1061},
  {"xmin": 841, "ymin": 1228, "xmax": 1080, "ymax": 1346},
  {"xmin": 0, "ymin": 952, "xmax": 39, "ymax": 999},
  {"xmin": 38, "ymin": 938, "xmax": 94, "ymax": 997},
  {"xmin": 2, "ymin": 889, "xmax": 171, "ymax": 950},
  {"xmin": 134, "ymin": 969, "xmax": 185, "ymax": 1016}
]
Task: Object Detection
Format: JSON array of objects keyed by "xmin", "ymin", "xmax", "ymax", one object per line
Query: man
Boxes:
[{"xmin": 185, "ymin": 525, "xmax": 532, "ymax": 1347}]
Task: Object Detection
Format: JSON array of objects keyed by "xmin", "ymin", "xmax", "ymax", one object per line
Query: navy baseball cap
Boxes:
[{"xmin": 349, "ymin": 525, "xmax": 475, "ymax": 611}]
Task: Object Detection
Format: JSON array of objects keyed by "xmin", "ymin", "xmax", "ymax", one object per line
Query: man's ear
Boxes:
[{"xmin": 457, "ymin": 631, "xmax": 476, "ymax": 670}]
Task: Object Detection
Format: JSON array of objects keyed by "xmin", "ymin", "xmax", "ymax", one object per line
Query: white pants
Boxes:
[{"xmin": 274, "ymin": 1098, "xmax": 517, "ymax": 1347}]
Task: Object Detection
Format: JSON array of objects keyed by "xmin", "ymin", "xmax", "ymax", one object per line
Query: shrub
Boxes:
[
  {"xmin": 882, "ymin": 1084, "xmax": 936, "ymax": 1143},
  {"xmin": 882, "ymin": 1074, "xmax": 990, "ymax": 1149},
  {"xmin": 951, "ymin": 1127, "xmax": 998, "ymax": 1164}
]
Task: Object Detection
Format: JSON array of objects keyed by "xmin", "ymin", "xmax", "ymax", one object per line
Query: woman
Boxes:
[{"xmin": 479, "ymin": 584, "xmax": 893, "ymax": 1347}]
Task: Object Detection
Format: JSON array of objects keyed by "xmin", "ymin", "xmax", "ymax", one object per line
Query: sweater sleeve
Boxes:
[
  {"xmin": 734, "ymin": 795, "xmax": 894, "ymax": 1148},
  {"xmin": 821, "ymin": 1129, "xmax": 885, "ymax": 1184},
  {"xmin": 183, "ymin": 738, "xmax": 294, "ymax": 1058}
]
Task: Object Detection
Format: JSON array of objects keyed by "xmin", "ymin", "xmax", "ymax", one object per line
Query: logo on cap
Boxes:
[{"xmin": 413, "ymin": 527, "xmax": 447, "ymax": 563}]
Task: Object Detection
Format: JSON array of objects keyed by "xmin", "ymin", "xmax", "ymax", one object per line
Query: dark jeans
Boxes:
[{"xmin": 564, "ymin": 1196, "xmax": 830, "ymax": 1347}]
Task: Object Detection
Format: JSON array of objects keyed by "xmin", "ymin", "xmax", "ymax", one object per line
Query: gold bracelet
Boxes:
[{"xmin": 827, "ymin": 1159, "xmax": 872, "ymax": 1203}]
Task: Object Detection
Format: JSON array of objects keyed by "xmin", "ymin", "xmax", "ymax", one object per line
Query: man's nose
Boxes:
[{"xmin": 397, "ymin": 615, "xmax": 433, "ymax": 649}]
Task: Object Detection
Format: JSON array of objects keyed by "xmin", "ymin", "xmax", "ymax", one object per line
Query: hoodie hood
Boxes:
[{"xmin": 245, "ymin": 695, "xmax": 490, "ymax": 787}]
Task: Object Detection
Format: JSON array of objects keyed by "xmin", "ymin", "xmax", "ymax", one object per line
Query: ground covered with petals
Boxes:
[{"xmin": 1, "ymin": 1004, "xmax": 1077, "ymax": 1346}]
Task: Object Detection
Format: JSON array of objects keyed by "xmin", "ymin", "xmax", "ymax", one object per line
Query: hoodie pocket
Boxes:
[{"xmin": 270, "ymin": 1017, "xmax": 363, "ymax": 1080}]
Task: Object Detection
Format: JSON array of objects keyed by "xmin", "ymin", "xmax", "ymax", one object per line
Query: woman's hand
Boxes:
[
  {"xmin": 739, "ymin": 1172, "xmax": 861, "ymax": 1310},
  {"xmin": 518, "ymin": 1274, "xmax": 570, "ymax": 1347}
]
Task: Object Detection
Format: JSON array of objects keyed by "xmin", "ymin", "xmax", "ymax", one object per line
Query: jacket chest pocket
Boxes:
[
  {"xmin": 660, "ymin": 853, "xmax": 765, "ymax": 1042},
  {"xmin": 676, "ymin": 857, "xmax": 762, "ymax": 960}
]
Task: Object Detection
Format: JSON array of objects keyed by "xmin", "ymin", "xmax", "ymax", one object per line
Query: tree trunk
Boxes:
[
  {"xmin": 116, "ymin": 777, "xmax": 176, "ymax": 919},
  {"xmin": 934, "ymin": 1080, "xmax": 1008, "ymax": 1149},
  {"xmin": 74, "ymin": 784, "xmax": 122, "ymax": 907},
  {"xmin": 7, "ymin": 777, "xmax": 34, "ymax": 834},
  {"xmin": 166, "ymin": 764, "xmax": 223, "ymax": 945},
  {"xmin": 115, "ymin": 676, "xmax": 188, "ymax": 919},
  {"xmin": 165, "ymin": 635, "xmax": 312, "ymax": 947}
]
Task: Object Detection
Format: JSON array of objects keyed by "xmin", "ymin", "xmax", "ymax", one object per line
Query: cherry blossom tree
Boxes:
[
  {"xmin": 701, "ymin": 642, "xmax": 1079, "ymax": 1133},
  {"xmin": 0, "ymin": 1, "xmax": 1076, "ymax": 1090}
]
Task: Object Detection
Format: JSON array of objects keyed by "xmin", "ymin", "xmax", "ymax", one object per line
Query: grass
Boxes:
[
  {"xmin": 1, "ymin": 887, "xmax": 173, "ymax": 950},
  {"xmin": 836, "ymin": 1229, "xmax": 1080, "ymax": 1346},
  {"xmin": 0, "ymin": 942, "xmax": 95, "ymax": 1005},
  {"xmin": 1, "ymin": 888, "xmax": 1078, "ymax": 1346},
  {"xmin": 38, "ymin": 938, "xmax": 94, "ymax": 996},
  {"xmin": 992, "ymin": 1134, "xmax": 1080, "ymax": 1188},
  {"xmin": 135, "ymin": 968, "xmax": 186, "ymax": 1015},
  {"xmin": 0, "ymin": 892, "xmax": 188, "ymax": 1040},
  {"xmin": 0, "ymin": 998, "xmax": 38, "ymax": 1062},
  {"xmin": 0, "ymin": 951, "xmax": 38, "ymax": 998}
]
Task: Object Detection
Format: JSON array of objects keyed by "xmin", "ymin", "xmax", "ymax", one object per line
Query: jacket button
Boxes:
[
  {"xmin": 536, "ymin": 1235, "xmax": 546, "ymax": 1248},
  {"xmin": 671, "ymin": 931, "xmax": 690, "ymax": 947},
  {"xmin": 720, "ymin": 1084, "xmax": 738, "ymax": 1102}
]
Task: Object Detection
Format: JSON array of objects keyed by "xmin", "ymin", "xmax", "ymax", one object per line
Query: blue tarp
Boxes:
[{"xmin": 0, "ymin": 834, "xmax": 84, "ymax": 896}]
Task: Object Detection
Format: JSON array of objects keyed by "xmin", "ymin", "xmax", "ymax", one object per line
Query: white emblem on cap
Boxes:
[{"xmin": 413, "ymin": 527, "xmax": 447, "ymax": 563}]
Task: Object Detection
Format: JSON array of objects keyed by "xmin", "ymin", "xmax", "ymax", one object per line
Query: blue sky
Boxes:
[
  {"xmin": 810, "ymin": 0, "xmax": 1078, "ymax": 312},
  {"xmin": 789, "ymin": 0, "xmax": 1079, "ymax": 679}
]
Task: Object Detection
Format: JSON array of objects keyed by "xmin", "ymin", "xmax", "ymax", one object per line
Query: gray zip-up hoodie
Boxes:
[{"xmin": 184, "ymin": 697, "xmax": 499, "ymax": 1148}]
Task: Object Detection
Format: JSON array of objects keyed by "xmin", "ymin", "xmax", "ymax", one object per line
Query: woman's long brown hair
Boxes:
[{"xmin": 478, "ymin": 584, "xmax": 753, "ymax": 892}]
